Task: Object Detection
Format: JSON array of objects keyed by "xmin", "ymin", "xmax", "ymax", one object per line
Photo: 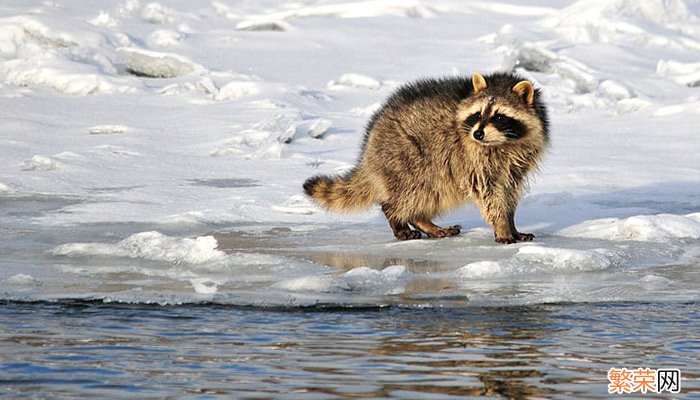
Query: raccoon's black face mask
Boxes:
[{"xmin": 463, "ymin": 111, "xmax": 527, "ymax": 143}]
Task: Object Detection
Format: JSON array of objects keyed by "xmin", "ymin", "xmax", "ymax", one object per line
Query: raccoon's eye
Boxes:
[{"xmin": 464, "ymin": 112, "xmax": 481, "ymax": 127}]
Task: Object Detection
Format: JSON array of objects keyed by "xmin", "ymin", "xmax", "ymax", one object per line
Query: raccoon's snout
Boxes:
[{"xmin": 473, "ymin": 129, "xmax": 485, "ymax": 141}]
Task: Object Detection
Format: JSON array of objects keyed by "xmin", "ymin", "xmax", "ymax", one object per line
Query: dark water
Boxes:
[{"xmin": 1, "ymin": 301, "xmax": 698, "ymax": 399}]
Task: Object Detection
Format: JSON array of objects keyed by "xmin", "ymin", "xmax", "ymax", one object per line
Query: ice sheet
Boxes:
[{"xmin": 1, "ymin": 0, "xmax": 699, "ymax": 307}]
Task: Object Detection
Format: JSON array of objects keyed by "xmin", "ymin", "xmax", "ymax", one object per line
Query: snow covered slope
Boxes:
[{"xmin": 1, "ymin": 0, "xmax": 698, "ymax": 306}]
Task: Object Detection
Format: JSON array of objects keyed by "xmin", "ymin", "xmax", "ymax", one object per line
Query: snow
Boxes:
[
  {"xmin": 51, "ymin": 231, "xmax": 228, "ymax": 265},
  {"xmin": 559, "ymin": 213, "xmax": 700, "ymax": 241},
  {"xmin": 1, "ymin": 0, "xmax": 699, "ymax": 307}
]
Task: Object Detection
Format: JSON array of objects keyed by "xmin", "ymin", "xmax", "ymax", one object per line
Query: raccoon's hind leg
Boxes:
[
  {"xmin": 412, "ymin": 218, "xmax": 461, "ymax": 239},
  {"xmin": 381, "ymin": 204, "xmax": 421, "ymax": 240}
]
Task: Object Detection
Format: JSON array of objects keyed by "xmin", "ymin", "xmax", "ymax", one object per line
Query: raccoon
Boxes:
[{"xmin": 303, "ymin": 71, "xmax": 549, "ymax": 243}]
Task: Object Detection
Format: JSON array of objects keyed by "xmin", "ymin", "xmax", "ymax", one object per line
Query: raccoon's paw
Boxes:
[
  {"xmin": 428, "ymin": 225, "xmax": 462, "ymax": 238},
  {"xmin": 495, "ymin": 232, "xmax": 535, "ymax": 244},
  {"xmin": 395, "ymin": 228, "xmax": 422, "ymax": 241},
  {"xmin": 495, "ymin": 236, "xmax": 517, "ymax": 245},
  {"xmin": 517, "ymin": 232, "xmax": 535, "ymax": 241}
]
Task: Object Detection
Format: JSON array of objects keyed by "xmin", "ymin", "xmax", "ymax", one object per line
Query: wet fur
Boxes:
[{"xmin": 304, "ymin": 71, "xmax": 549, "ymax": 243}]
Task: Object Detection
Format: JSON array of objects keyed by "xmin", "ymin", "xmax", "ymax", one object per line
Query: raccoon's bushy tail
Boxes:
[{"xmin": 303, "ymin": 169, "xmax": 378, "ymax": 213}]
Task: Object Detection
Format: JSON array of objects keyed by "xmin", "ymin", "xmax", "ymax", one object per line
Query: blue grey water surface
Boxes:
[{"xmin": 1, "ymin": 300, "xmax": 698, "ymax": 399}]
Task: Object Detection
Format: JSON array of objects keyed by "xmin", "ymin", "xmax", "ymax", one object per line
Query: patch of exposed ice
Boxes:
[
  {"xmin": 514, "ymin": 246, "xmax": 612, "ymax": 272},
  {"xmin": 6, "ymin": 274, "xmax": 40, "ymax": 286},
  {"xmin": 275, "ymin": 265, "xmax": 407, "ymax": 295},
  {"xmin": 456, "ymin": 246, "xmax": 611, "ymax": 279},
  {"xmin": 272, "ymin": 195, "xmax": 317, "ymax": 215}
]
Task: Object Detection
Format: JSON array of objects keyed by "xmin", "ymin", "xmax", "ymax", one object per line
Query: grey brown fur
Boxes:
[{"xmin": 303, "ymin": 71, "xmax": 549, "ymax": 243}]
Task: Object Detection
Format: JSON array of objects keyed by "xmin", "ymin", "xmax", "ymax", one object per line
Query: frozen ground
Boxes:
[{"xmin": 1, "ymin": 0, "xmax": 699, "ymax": 307}]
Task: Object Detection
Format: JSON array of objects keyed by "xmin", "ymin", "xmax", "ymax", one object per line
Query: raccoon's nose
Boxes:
[{"xmin": 473, "ymin": 129, "xmax": 485, "ymax": 141}]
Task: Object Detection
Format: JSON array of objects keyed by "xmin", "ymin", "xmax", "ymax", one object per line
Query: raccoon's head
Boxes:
[{"xmin": 457, "ymin": 72, "xmax": 547, "ymax": 148}]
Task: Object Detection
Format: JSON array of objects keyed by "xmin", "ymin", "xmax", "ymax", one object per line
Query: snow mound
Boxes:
[
  {"xmin": 657, "ymin": 60, "xmax": 700, "ymax": 87},
  {"xmin": 52, "ymin": 231, "xmax": 228, "ymax": 265},
  {"xmin": 214, "ymin": 81, "xmax": 259, "ymax": 101},
  {"xmin": 88, "ymin": 125, "xmax": 129, "ymax": 135},
  {"xmin": 0, "ymin": 16, "xmax": 77, "ymax": 55},
  {"xmin": 0, "ymin": 16, "xmax": 130, "ymax": 95},
  {"xmin": 541, "ymin": 0, "xmax": 700, "ymax": 46},
  {"xmin": 328, "ymin": 73, "xmax": 381, "ymax": 90},
  {"xmin": 21, "ymin": 155, "xmax": 62, "ymax": 171},
  {"xmin": 147, "ymin": 29, "xmax": 184, "ymax": 47},
  {"xmin": 117, "ymin": 47, "xmax": 201, "ymax": 78},
  {"xmin": 236, "ymin": 20, "xmax": 292, "ymax": 32},
  {"xmin": 559, "ymin": 213, "xmax": 700, "ymax": 241},
  {"xmin": 242, "ymin": 1, "xmax": 433, "ymax": 21}
]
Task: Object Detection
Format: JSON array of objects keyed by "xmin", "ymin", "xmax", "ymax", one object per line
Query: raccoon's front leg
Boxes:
[{"xmin": 478, "ymin": 193, "xmax": 527, "ymax": 244}]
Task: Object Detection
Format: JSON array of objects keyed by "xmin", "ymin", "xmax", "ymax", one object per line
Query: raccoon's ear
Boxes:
[
  {"xmin": 512, "ymin": 80, "xmax": 535, "ymax": 107},
  {"xmin": 472, "ymin": 72, "xmax": 487, "ymax": 95}
]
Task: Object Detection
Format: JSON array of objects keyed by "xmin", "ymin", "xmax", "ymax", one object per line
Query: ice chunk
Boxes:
[
  {"xmin": 328, "ymin": 73, "xmax": 381, "ymax": 90},
  {"xmin": 305, "ymin": 118, "xmax": 332, "ymax": 139},
  {"xmin": 190, "ymin": 278, "xmax": 219, "ymax": 294},
  {"xmin": 559, "ymin": 213, "xmax": 700, "ymax": 242},
  {"xmin": 118, "ymin": 47, "xmax": 200, "ymax": 78},
  {"xmin": 21, "ymin": 155, "xmax": 61, "ymax": 171},
  {"xmin": 52, "ymin": 231, "xmax": 228, "ymax": 265},
  {"xmin": 456, "ymin": 261, "xmax": 505, "ymax": 278}
]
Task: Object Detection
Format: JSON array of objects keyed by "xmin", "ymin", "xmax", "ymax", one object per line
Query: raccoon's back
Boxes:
[{"xmin": 365, "ymin": 77, "xmax": 474, "ymax": 134}]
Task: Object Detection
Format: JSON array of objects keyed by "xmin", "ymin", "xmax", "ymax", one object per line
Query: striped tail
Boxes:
[{"xmin": 303, "ymin": 169, "xmax": 377, "ymax": 213}]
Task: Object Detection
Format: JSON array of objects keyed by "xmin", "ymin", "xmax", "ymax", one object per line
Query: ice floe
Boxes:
[{"xmin": 559, "ymin": 213, "xmax": 700, "ymax": 242}]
